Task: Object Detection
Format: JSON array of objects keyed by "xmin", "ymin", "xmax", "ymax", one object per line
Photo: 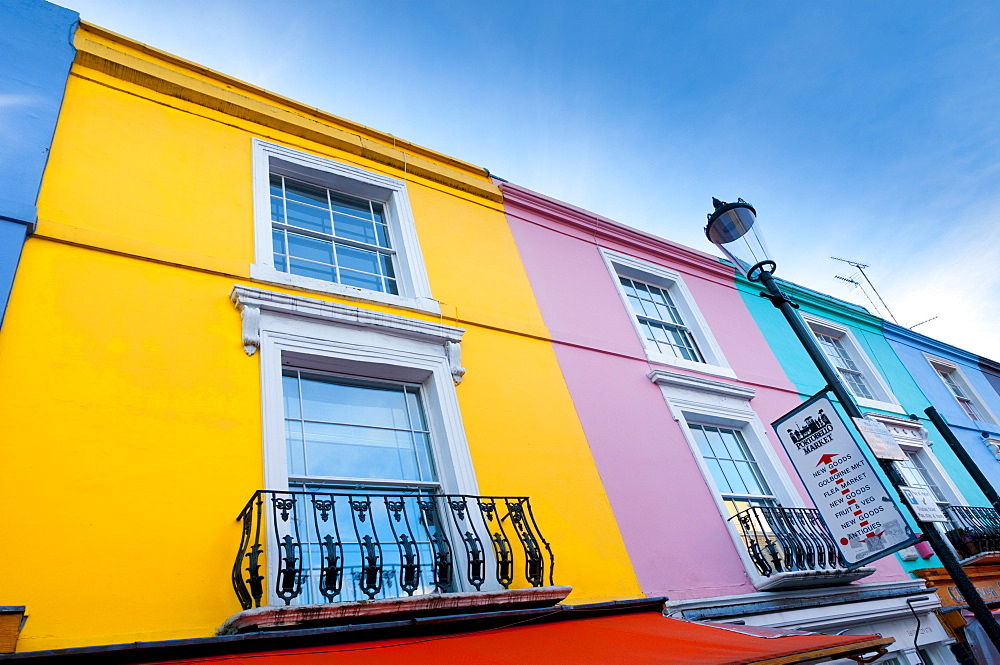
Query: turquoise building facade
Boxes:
[{"xmin": 738, "ymin": 272, "xmax": 992, "ymax": 575}]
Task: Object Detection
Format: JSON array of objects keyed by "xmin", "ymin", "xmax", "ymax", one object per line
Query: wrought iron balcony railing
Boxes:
[
  {"xmin": 233, "ymin": 490, "xmax": 554, "ymax": 610},
  {"xmin": 944, "ymin": 505, "xmax": 1000, "ymax": 560},
  {"xmin": 729, "ymin": 505, "xmax": 845, "ymax": 578}
]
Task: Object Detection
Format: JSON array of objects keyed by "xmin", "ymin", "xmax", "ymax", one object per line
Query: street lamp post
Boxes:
[{"xmin": 706, "ymin": 197, "xmax": 1000, "ymax": 651}]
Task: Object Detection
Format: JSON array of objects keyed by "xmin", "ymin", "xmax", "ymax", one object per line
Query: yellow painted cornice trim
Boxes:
[{"xmin": 73, "ymin": 23, "xmax": 502, "ymax": 203}]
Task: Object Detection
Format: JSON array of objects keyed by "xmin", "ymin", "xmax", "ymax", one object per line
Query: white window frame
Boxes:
[
  {"xmin": 802, "ymin": 314, "xmax": 903, "ymax": 413},
  {"xmin": 251, "ymin": 139, "xmax": 439, "ymax": 315},
  {"xmin": 231, "ymin": 285, "xmax": 475, "ymax": 495},
  {"xmin": 602, "ymin": 248, "xmax": 734, "ymax": 378},
  {"xmin": 871, "ymin": 414, "xmax": 967, "ymax": 509},
  {"xmin": 649, "ymin": 369, "xmax": 804, "ymax": 588},
  {"xmin": 925, "ymin": 355, "xmax": 998, "ymax": 426}
]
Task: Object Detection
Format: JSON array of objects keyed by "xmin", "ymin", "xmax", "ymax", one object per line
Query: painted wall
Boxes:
[
  {"xmin": 0, "ymin": 0, "xmax": 77, "ymax": 327},
  {"xmin": 740, "ymin": 277, "xmax": 991, "ymax": 574},
  {"xmin": 980, "ymin": 357, "xmax": 1000, "ymax": 404},
  {"xmin": 885, "ymin": 323, "xmax": 1000, "ymax": 494},
  {"xmin": 500, "ymin": 183, "xmax": 906, "ymax": 600},
  {"xmin": 0, "ymin": 23, "xmax": 639, "ymax": 652}
]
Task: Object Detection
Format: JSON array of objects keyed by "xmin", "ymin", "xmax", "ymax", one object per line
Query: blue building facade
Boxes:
[
  {"xmin": 0, "ymin": 0, "xmax": 78, "ymax": 328},
  {"xmin": 885, "ymin": 322, "xmax": 1000, "ymax": 499}
]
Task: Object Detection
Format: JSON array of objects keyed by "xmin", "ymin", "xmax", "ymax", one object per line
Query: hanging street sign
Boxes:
[
  {"xmin": 900, "ymin": 486, "xmax": 948, "ymax": 522},
  {"xmin": 852, "ymin": 417, "xmax": 907, "ymax": 461},
  {"xmin": 773, "ymin": 393, "xmax": 918, "ymax": 568}
]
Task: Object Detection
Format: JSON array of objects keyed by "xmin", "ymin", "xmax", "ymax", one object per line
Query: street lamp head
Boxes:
[{"xmin": 705, "ymin": 197, "xmax": 775, "ymax": 282}]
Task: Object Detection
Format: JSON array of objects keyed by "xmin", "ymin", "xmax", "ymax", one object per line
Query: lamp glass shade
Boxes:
[{"xmin": 705, "ymin": 200, "xmax": 774, "ymax": 280}]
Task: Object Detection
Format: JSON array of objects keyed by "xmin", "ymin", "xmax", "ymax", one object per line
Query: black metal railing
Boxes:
[
  {"xmin": 233, "ymin": 490, "xmax": 555, "ymax": 610},
  {"xmin": 945, "ymin": 506, "xmax": 1000, "ymax": 559},
  {"xmin": 729, "ymin": 505, "xmax": 845, "ymax": 577}
]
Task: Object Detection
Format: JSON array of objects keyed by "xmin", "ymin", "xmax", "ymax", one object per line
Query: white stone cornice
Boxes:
[
  {"xmin": 648, "ymin": 368, "xmax": 756, "ymax": 400},
  {"xmin": 231, "ymin": 285, "xmax": 467, "ymax": 382}
]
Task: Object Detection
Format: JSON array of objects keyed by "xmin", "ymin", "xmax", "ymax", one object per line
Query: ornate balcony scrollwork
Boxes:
[
  {"xmin": 729, "ymin": 505, "xmax": 846, "ymax": 578},
  {"xmin": 945, "ymin": 506, "xmax": 1000, "ymax": 560},
  {"xmin": 233, "ymin": 490, "xmax": 554, "ymax": 609}
]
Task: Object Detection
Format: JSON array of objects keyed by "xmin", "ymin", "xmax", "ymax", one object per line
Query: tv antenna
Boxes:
[
  {"xmin": 834, "ymin": 275, "xmax": 884, "ymax": 316},
  {"xmin": 831, "ymin": 257, "xmax": 898, "ymax": 324}
]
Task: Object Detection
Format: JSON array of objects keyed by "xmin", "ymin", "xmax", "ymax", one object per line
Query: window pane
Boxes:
[
  {"xmin": 619, "ymin": 277, "xmax": 637, "ymax": 297},
  {"xmin": 289, "ymin": 258, "xmax": 337, "ymax": 282},
  {"xmin": 285, "ymin": 200, "xmax": 332, "ymax": 234},
  {"xmin": 412, "ymin": 432, "xmax": 436, "ymax": 482},
  {"xmin": 285, "ymin": 420, "xmax": 305, "ymax": 475},
  {"xmin": 272, "ymin": 229, "xmax": 286, "ymax": 254},
  {"xmin": 269, "ymin": 173, "xmax": 400, "ymax": 294},
  {"xmin": 329, "ymin": 191, "xmax": 374, "ymax": 219},
  {"xmin": 269, "ymin": 174, "xmax": 283, "ymax": 197},
  {"xmin": 283, "ymin": 373, "xmax": 301, "ymax": 418},
  {"xmin": 620, "ymin": 275, "xmax": 704, "ymax": 363},
  {"xmin": 283, "ymin": 373, "xmax": 437, "ymax": 485},
  {"xmin": 690, "ymin": 424, "xmax": 775, "ymax": 502},
  {"xmin": 300, "ymin": 378, "xmax": 409, "ymax": 429},
  {"xmin": 341, "ymin": 269, "xmax": 383, "ymax": 291},
  {"xmin": 288, "ymin": 233, "xmax": 335, "ymax": 264},
  {"xmin": 303, "ymin": 422, "xmax": 421, "ymax": 481},
  {"xmin": 333, "ymin": 213, "xmax": 378, "ymax": 245},
  {"xmin": 405, "ymin": 390, "xmax": 427, "ymax": 431},
  {"xmin": 691, "ymin": 425, "xmax": 714, "ymax": 457},
  {"xmin": 720, "ymin": 459, "xmax": 750, "ymax": 495},
  {"xmin": 842, "ymin": 370, "xmax": 875, "ymax": 400},
  {"xmin": 270, "ymin": 196, "xmax": 285, "ymax": 224},
  {"xmin": 706, "ymin": 459, "xmax": 733, "ymax": 494},
  {"xmin": 285, "ymin": 179, "xmax": 329, "ymax": 207},
  {"xmin": 337, "ymin": 245, "xmax": 381, "ymax": 274},
  {"xmin": 379, "ymin": 254, "xmax": 396, "ymax": 279},
  {"xmin": 374, "ymin": 222, "xmax": 390, "ymax": 248},
  {"xmin": 733, "ymin": 461, "xmax": 767, "ymax": 495}
]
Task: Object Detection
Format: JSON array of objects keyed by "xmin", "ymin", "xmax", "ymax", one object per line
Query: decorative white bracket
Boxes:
[
  {"xmin": 239, "ymin": 304, "xmax": 261, "ymax": 356},
  {"xmin": 445, "ymin": 341, "xmax": 466, "ymax": 384}
]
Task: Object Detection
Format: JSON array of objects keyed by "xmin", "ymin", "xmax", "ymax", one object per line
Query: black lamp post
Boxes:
[{"xmin": 706, "ymin": 197, "xmax": 1000, "ymax": 651}]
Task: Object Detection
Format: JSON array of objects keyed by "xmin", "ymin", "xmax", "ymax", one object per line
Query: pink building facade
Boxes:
[{"xmin": 499, "ymin": 182, "xmax": 958, "ymax": 665}]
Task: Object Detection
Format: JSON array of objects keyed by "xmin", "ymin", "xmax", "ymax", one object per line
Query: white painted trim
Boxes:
[
  {"xmin": 663, "ymin": 581, "xmax": 951, "ymax": 662},
  {"xmin": 251, "ymin": 138, "xmax": 440, "ymax": 316},
  {"xmin": 648, "ymin": 368, "xmax": 755, "ymax": 400},
  {"xmin": 800, "ymin": 313, "xmax": 904, "ymax": 414},
  {"xmin": 869, "ymin": 413, "xmax": 968, "ymax": 508},
  {"xmin": 238, "ymin": 293, "xmax": 479, "ymax": 498},
  {"xmin": 924, "ymin": 353, "xmax": 1000, "ymax": 426},
  {"xmin": 654, "ymin": 380, "xmax": 806, "ymax": 590},
  {"xmin": 599, "ymin": 248, "xmax": 736, "ymax": 379},
  {"xmin": 231, "ymin": 285, "xmax": 466, "ymax": 383}
]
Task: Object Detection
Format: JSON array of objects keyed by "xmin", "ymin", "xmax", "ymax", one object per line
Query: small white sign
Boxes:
[
  {"xmin": 900, "ymin": 485, "xmax": 948, "ymax": 522},
  {"xmin": 853, "ymin": 418, "xmax": 907, "ymax": 461},
  {"xmin": 774, "ymin": 395, "xmax": 916, "ymax": 566}
]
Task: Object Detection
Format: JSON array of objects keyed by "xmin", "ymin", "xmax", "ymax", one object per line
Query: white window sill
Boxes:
[
  {"xmin": 250, "ymin": 264, "xmax": 441, "ymax": 316},
  {"xmin": 855, "ymin": 396, "xmax": 905, "ymax": 414},
  {"xmin": 752, "ymin": 567, "xmax": 876, "ymax": 591},
  {"xmin": 644, "ymin": 351, "xmax": 737, "ymax": 380}
]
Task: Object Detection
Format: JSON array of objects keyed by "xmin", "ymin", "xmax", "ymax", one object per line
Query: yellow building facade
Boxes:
[{"xmin": 0, "ymin": 21, "xmax": 641, "ymax": 652}]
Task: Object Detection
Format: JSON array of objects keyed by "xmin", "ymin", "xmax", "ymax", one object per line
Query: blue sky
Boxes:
[{"xmin": 64, "ymin": 0, "xmax": 1000, "ymax": 359}]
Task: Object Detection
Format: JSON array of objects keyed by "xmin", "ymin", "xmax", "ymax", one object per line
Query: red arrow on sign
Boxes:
[{"xmin": 816, "ymin": 453, "xmax": 837, "ymax": 466}]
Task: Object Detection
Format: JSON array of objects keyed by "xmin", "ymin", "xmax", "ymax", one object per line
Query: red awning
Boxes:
[{"xmin": 159, "ymin": 612, "xmax": 891, "ymax": 665}]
